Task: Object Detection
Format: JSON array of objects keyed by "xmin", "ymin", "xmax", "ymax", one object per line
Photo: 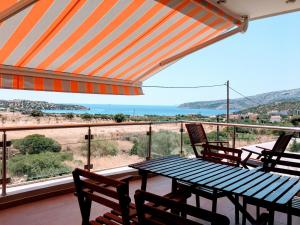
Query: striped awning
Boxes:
[{"xmin": 0, "ymin": 0, "xmax": 245, "ymax": 95}]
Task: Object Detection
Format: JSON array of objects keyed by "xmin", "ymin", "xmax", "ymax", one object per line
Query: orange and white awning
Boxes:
[{"xmin": 0, "ymin": 0, "xmax": 245, "ymax": 95}]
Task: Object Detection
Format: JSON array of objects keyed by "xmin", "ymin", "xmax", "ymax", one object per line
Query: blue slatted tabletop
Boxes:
[{"xmin": 129, "ymin": 155, "xmax": 300, "ymax": 206}]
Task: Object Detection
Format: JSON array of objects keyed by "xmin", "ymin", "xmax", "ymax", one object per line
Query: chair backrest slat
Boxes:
[
  {"xmin": 264, "ymin": 134, "xmax": 293, "ymax": 169},
  {"xmin": 81, "ymin": 180, "xmax": 120, "ymax": 199},
  {"xmin": 83, "ymin": 190, "xmax": 121, "ymax": 211},
  {"xmin": 134, "ymin": 190, "xmax": 230, "ymax": 225},
  {"xmin": 72, "ymin": 168, "xmax": 131, "ymax": 225},
  {"xmin": 202, "ymin": 144, "xmax": 242, "ymax": 167},
  {"xmin": 185, "ymin": 123, "xmax": 208, "ymax": 157},
  {"xmin": 262, "ymin": 151, "xmax": 300, "ymax": 177},
  {"xmin": 272, "ymin": 134, "xmax": 293, "ymax": 153}
]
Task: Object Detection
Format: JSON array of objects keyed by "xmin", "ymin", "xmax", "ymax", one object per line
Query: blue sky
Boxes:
[{"xmin": 1, "ymin": 11, "xmax": 299, "ymax": 106}]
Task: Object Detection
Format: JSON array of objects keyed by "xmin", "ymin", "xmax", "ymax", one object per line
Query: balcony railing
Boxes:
[{"xmin": 0, "ymin": 120, "xmax": 299, "ymax": 197}]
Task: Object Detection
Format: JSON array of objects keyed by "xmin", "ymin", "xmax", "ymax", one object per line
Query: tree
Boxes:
[
  {"xmin": 64, "ymin": 113, "xmax": 74, "ymax": 119},
  {"xmin": 30, "ymin": 110, "xmax": 43, "ymax": 117},
  {"xmin": 113, "ymin": 113, "xmax": 126, "ymax": 123},
  {"xmin": 80, "ymin": 113, "xmax": 93, "ymax": 120},
  {"xmin": 13, "ymin": 134, "xmax": 61, "ymax": 154},
  {"xmin": 291, "ymin": 116, "xmax": 300, "ymax": 126}
]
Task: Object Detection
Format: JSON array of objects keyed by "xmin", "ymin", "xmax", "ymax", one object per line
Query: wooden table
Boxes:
[{"xmin": 129, "ymin": 155, "xmax": 300, "ymax": 225}]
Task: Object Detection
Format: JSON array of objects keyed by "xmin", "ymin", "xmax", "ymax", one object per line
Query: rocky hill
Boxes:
[
  {"xmin": 179, "ymin": 88, "xmax": 300, "ymax": 110},
  {"xmin": 237, "ymin": 101, "xmax": 300, "ymax": 115},
  {"xmin": 0, "ymin": 99, "xmax": 88, "ymax": 113}
]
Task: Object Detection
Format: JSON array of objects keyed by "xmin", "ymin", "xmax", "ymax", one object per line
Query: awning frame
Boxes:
[
  {"xmin": 0, "ymin": 0, "xmax": 246, "ymax": 95},
  {"xmin": 0, "ymin": 0, "xmax": 38, "ymax": 23}
]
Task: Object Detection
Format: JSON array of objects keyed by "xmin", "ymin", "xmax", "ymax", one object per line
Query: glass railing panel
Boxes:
[
  {"xmin": 151, "ymin": 122, "xmax": 183, "ymax": 158},
  {"xmin": 5, "ymin": 128, "xmax": 85, "ymax": 187},
  {"xmin": 90, "ymin": 124, "xmax": 147, "ymax": 171}
]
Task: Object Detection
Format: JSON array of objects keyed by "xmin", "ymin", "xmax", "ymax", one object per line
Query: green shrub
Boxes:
[
  {"xmin": 13, "ymin": 134, "xmax": 61, "ymax": 154},
  {"xmin": 207, "ymin": 131, "xmax": 228, "ymax": 141},
  {"xmin": 113, "ymin": 113, "xmax": 126, "ymax": 123},
  {"xmin": 130, "ymin": 130, "xmax": 180, "ymax": 158},
  {"xmin": 80, "ymin": 113, "xmax": 93, "ymax": 120},
  {"xmin": 289, "ymin": 139, "xmax": 300, "ymax": 152},
  {"xmin": 291, "ymin": 116, "xmax": 300, "ymax": 126},
  {"xmin": 30, "ymin": 110, "xmax": 43, "ymax": 117},
  {"xmin": 8, "ymin": 152, "xmax": 72, "ymax": 180},
  {"xmin": 64, "ymin": 113, "xmax": 74, "ymax": 119},
  {"xmin": 81, "ymin": 138, "xmax": 118, "ymax": 157}
]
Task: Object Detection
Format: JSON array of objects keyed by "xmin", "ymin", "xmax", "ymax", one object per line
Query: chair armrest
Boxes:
[
  {"xmin": 207, "ymin": 141, "xmax": 229, "ymax": 144},
  {"xmin": 255, "ymin": 146, "xmax": 271, "ymax": 151},
  {"xmin": 241, "ymin": 148, "xmax": 262, "ymax": 156},
  {"xmin": 118, "ymin": 175, "xmax": 141, "ymax": 184},
  {"xmin": 194, "ymin": 142, "xmax": 206, "ymax": 146}
]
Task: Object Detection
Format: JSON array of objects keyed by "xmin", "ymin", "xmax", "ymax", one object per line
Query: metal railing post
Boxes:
[
  {"xmin": 84, "ymin": 127, "xmax": 93, "ymax": 171},
  {"xmin": 232, "ymin": 126, "xmax": 236, "ymax": 148},
  {"xmin": 146, "ymin": 123, "xmax": 152, "ymax": 160},
  {"xmin": 180, "ymin": 122, "xmax": 184, "ymax": 156},
  {"xmin": 216, "ymin": 116, "xmax": 220, "ymax": 141},
  {"xmin": 2, "ymin": 131, "xmax": 7, "ymax": 196}
]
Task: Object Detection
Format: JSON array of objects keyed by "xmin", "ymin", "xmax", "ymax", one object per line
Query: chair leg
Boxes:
[
  {"xmin": 242, "ymin": 198, "xmax": 247, "ymax": 225},
  {"xmin": 212, "ymin": 197, "xmax": 217, "ymax": 213},
  {"xmin": 268, "ymin": 209, "xmax": 274, "ymax": 225},
  {"xmin": 287, "ymin": 213, "xmax": 292, "ymax": 225},
  {"xmin": 235, "ymin": 195, "xmax": 239, "ymax": 225},
  {"xmin": 196, "ymin": 195, "xmax": 200, "ymax": 208},
  {"xmin": 256, "ymin": 206, "xmax": 260, "ymax": 220},
  {"xmin": 287, "ymin": 201, "xmax": 292, "ymax": 225}
]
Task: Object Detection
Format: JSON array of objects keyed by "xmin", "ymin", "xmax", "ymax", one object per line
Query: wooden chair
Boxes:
[
  {"xmin": 72, "ymin": 168, "xmax": 136, "ymax": 225},
  {"xmin": 243, "ymin": 151, "xmax": 300, "ymax": 225},
  {"xmin": 177, "ymin": 144, "xmax": 243, "ymax": 224},
  {"xmin": 185, "ymin": 123, "xmax": 229, "ymax": 158},
  {"xmin": 134, "ymin": 190, "xmax": 230, "ymax": 225},
  {"xmin": 241, "ymin": 133, "xmax": 293, "ymax": 168}
]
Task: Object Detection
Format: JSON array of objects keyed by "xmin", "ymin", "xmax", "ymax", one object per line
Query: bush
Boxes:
[
  {"xmin": 291, "ymin": 116, "xmax": 300, "ymax": 126},
  {"xmin": 13, "ymin": 134, "xmax": 61, "ymax": 154},
  {"xmin": 64, "ymin": 113, "xmax": 74, "ymax": 119},
  {"xmin": 81, "ymin": 138, "xmax": 118, "ymax": 157},
  {"xmin": 207, "ymin": 131, "xmax": 228, "ymax": 141},
  {"xmin": 113, "ymin": 113, "xmax": 126, "ymax": 123},
  {"xmin": 130, "ymin": 130, "xmax": 180, "ymax": 158},
  {"xmin": 289, "ymin": 139, "xmax": 300, "ymax": 152},
  {"xmin": 80, "ymin": 113, "xmax": 93, "ymax": 120},
  {"xmin": 30, "ymin": 110, "xmax": 43, "ymax": 117},
  {"xmin": 8, "ymin": 152, "xmax": 72, "ymax": 180}
]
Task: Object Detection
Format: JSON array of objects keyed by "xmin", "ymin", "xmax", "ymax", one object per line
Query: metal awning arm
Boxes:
[
  {"xmin": 160, "ymin": 15, "xmax": 248, "ymax": 66},
  {"xmin": 0, "ymin": 0, "xmax": 39, "ymax": 23}
]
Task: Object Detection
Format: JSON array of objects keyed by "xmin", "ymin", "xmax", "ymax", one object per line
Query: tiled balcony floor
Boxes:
[{"xmin": 0, "ymin": 176, "xmax": 299, "ymax": 225}]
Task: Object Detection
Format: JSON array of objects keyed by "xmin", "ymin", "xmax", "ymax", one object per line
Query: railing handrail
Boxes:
[
  {"xmin": 182, "ymin": 120, "xmax": 300, "ymax": 132},
  {"xmin": 1, "ymin": 119, "xmax": 300, "ymax": 197},
  {"xmin": 0, "ymin": 120, "xmax": 299, "ymax": 132},
  {"xmin": 0, "ymin": 121, "xmax": 179, "ymax": 132}
]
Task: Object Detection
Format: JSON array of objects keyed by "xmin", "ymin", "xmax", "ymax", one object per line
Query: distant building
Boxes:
[
  {"xmin": 247, "ymin": 113, "xmax": 259, "ymax": 121},
  {"xmin": 270, "ymin": 115, "xmax": 282, "ymax": 123},
  {"xmin": 268, "ymin": 110, "xmax": 288, "ymax": 116},
  {"xmin": 229, "ymin": 114, "xmax": 241, "ymax": 120}
]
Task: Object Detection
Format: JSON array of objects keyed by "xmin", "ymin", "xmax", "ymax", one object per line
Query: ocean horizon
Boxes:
[{"xmin": 43, "ymin": 104, "xmax": 234, "ymax": 116}]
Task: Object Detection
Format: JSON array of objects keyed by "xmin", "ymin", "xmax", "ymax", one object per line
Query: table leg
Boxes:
[
  {"xmin": 227, "ymin": 195, "xmax": 256, "ymax": 225},
  {"xmin": 139, "ymin": 171, "xmax": 148, "ymax": 191},
  {"xmin": 172, "ymin": 178, "xmax": 178, "ymax": 192}
]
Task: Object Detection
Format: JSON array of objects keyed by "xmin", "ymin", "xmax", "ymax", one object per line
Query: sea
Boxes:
[{"xmin": 43, "ymin": 104, "xmax": 231, "ymax": 116}]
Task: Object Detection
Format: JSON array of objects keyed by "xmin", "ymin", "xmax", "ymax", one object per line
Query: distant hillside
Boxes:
[
  {"xmin": 179, "ymin": 88, "xmax": 300, "ymax": 110},
  {"xmin": 237, "ymin": 101, "xmax": 300, "ymax": 115},
  {"xmin": 0, "ymin": 99, "xmax": 88, "ymax": 113}
]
